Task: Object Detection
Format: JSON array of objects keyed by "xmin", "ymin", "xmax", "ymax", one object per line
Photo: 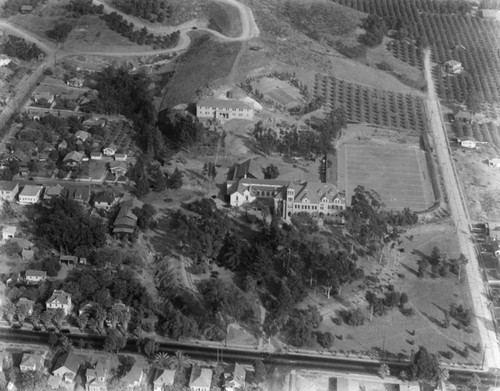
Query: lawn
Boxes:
[
  {"xmin": 294, "ymin": 223, "xmax": 482, "ymax": 366},
  {"xmin": 337, "ymin": 141, "xmax": 435, "ymax": 211}
]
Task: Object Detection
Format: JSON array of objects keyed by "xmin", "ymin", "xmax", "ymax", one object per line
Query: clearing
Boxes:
[{"xmin": 337, "ymin": 141, "xmax": 435, "ymax": 211}]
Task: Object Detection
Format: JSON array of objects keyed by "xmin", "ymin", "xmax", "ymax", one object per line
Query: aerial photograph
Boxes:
[{"xmin": 0, "ymin": 0, "xmax": 500, "ymax": 390}]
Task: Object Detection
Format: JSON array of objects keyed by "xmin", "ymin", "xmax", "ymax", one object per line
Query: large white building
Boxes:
[
  {"xmin": 18, "ymin": 185, "xmax": 43, "ymax": 205},
  {"xmin": 197, "ymin": 99, "xmax": 254, "ymax": 120}
]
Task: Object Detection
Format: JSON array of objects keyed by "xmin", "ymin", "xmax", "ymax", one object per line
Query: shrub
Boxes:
[{"xmin": 316, "ymin": 331, "xmax": 334, "ymax": 348}]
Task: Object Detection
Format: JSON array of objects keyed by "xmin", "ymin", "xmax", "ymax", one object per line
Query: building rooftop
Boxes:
[
  {"xmin": 198, "ymin": 99, "xmax": 252, "ymax": 110},
  {"xmin": 0, "ymin": 181, "xmax": 18, "ymax": 191},
  {"xmin": 47, "ymin": 290, "xmax": 71, "ymax": 305},
  {"xmin": 19, "ymin": 185, "xmax": 43, "ymax": 197},
  {"xmin": 26, "ymin": 270, "xmax": 47, "ymax": 278}
]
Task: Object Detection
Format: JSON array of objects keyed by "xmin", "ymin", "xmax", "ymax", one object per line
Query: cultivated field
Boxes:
[
  {"xmin": 314, "ymin": 75, "xmax": 427, "ymax": 135},
  {"xmin": 337, "ymin": 142, "xmax": 435, "ymax": 211},
  {"xmin": 251, "ymin": 77, "xmax": 303, "ymax": 109},
  {"xmin": 454, "ymin": 121, "xmax": 500, "ymax": 147}
]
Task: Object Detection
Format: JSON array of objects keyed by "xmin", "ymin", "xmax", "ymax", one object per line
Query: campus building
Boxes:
[{"xmin": 196, "ymin": 99, "xmax": 254, "ymax": 120}]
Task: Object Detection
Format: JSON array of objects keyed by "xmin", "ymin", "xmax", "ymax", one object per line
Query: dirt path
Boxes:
[{"xmin": 423, "ymin": 48, "xmax": 500, "ymax": 369}]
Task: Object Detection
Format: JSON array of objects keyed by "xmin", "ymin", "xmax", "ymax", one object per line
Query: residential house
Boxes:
[
  {"xmin": 455, "ymin": 111, "xmax": 472, "ymax": 123},
  {"xmin": 197, "ymin": 99, "xmax": 254, "ymax": 120},
  {"xmin": 226, "ymin": 158, "xmax": 263, "ymax": 193},
  {"xmin": 66, "ymin": 77, "xmax": 84, "ymax": 88},
  {"xmin": 228, "ymin": 178, "xmax": 288, "ymax": 207},
  {"xmin": 276, "ymin": 181, "xmax": 346, "ymax": 221},
  {"xmin": 0, "ymin": 54, "xmax": 11, "ymax": 67},
  {"xmin": 58, "ymin": 140, "xmax": 68, "ymax": 150},
  {"xmin": 482, "ymin": 9, "xmax": 500, "ymax": 21},
  {"xmin": 43, "ymin": 184, "xmax": 65, "ymax": 200},
  {"xmin": 10, "ymin": 238, "xmax": 33, "ymax": 250},
  {"xmin": 489, "ymin": 158, "xmax": 500, "ymax": 168},
  {"xmin": 91, "ymin": 152, "xmax": 102, "ymax": 160},
  {"xmin": 20, "ymin": 5, "xmax": 33, "ymax": 13},
  {"xmin": 109, "ymin": 160, "xmax": 128, "ymax": 177},
  {"xmin": 189, "ymin": 366, "xmax": 212, "ymax": 391},
  {"xmin": 74, "ymin": 130, "xmax": 90, "ymax": 142},
  {"xmin": 59, "ymin": 255, "xmax": 78, "ymax": 266},
  {"xmin": 20, "ymin": 352, "xmax": 44, "ymax": 372},
  {"xmin": 114, "ymin": 153, "xmax": 127, "ymax": 161},
  {"xmin": 17, "ymin": 298, "xmax": 34, "ymax": 315},
  {"xmin": 113, "ymin": 205, "xmax": 137, "ymax": 235},
  {"xmin": 443, "ymin": 59, "xmax": 463, "ymax": 74},
  {"xmin": 2, "ymin": 226, "xmax": 17, "ymax": 240},
  {"xmin": 458, "ymin": 139, "xmax": 478, "ymax": 149},
  {"xmin": 32, "ymin": 92, "xmax": 54, "ymax": 105},
  {"xmin": 68, "ymin": 187, "xmax": 91, "ymax": 205},
  {"xmin": 18, "ymin": 185, "xmax": 43, "ymax": 205},
  {"xmin": 103, "ymin": 144, "xmax": 117, "ymax": 157},
  {"xmin": 63, "ymin": 151, "xmax": 84, "ymax": 167},
  {"xmin": 224, "ymin": 363, "xmax": 246, "ymax": 391},
  {"xmin": 25, "ymin": 270, "xmax": 46, "ymax": 284},
  {"xmin": 83, "ymin": 118, "xmax": 106, "ymax": 129},
  {"xmin": 46, "ymin": 290, "xmax": 72, "ymax": 315},
  {"xmin": 85, "ymin": 358, "xmax": 109, "ymax": 391},
  {"xmin": 52, "ymin": 350, "xmax": 83, "ymax": 383},
  {"xmin": 93, "ymin": 191, "xmax": 117, "ymax": 210},
  {"xmin": 153, "ymin": 369, "xmax": 175, "ymax": 391},
  {"xmin": 122, "ymin": 362, "xmax": 144, "ymax": 390},
  {"xmin": 22, "ymin": 248, "xmax": 35, "ymax": 261},
  {"xmin": 0, "ymin": 181, "xmax": 19, "ymax": 201}
]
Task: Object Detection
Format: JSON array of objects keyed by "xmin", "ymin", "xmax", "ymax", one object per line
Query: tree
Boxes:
[
  {"xmin": 153, "ymin": 352, "xmax": 170, "ymax": 369},
  {"xmin": 16, "ymin": 303, "xmax": 29, "ymax": 326},
  {"xmin": 2, "ymin": 200, "xmax": 15, "ymax": 218},
  {"xmin": 316, "ymin": 331, "xmax": 334, "ymax": 348},
  {"xmin": 140, "ymin": 338, "xmax": 157, "ymax": 357},
  {"xmin": 40, "ymin": 310, "xmax": 53, "ymax": 330},
  {"xmin": 203, "ymin": 162, "xmax": 217, "ymax": 180},
  {"xmin": 166, "ymin": 168, "xmax": 183, "ymax": 189},
  {"xmin": 104, "ymin": 328, "xmax": 127, "ymax": 353},
  {"xmin": 400, "ymin": 292, "xmax": 409, "ymax": 307},
  {"xmin": 94, "ymin": 305, "xmax": 107, "ymax": 333},
  {"xmin": 77, "ymin": 313, "xmax": 88, "ymax": 331},
  {"xmin": 409, "ymin": 346, "xmax": 440, "ymax": 382},
  {"xmin": 263, "ymin": 164, "xmax": 280, "ymax": 179},
  {"xmin": 437, "ymin": 367, "xmax": 449, "ymax": 385},
  {"xmin": 456, "ymin": 253, "xmax": 469, "ymax": 281},
  {"xmin": 46, "ymin": 23, "xmax": 73, "ymax": 42},
  {"xmin": 3, "ymin": 302, "xmax": 16, "ymax": 324},
  {"xmin": 52, "ymin": 309, "xmax": 66, "ymax": 330},
  {"xmin": 253, "ymin": 359, "xmax": 266, "ymax": 382},
  {"xmin": 17, "ymin": 370, "xmax": 46, "ymax": 390},
  {"xmin": 167, "ymin": 350, "xmax": 191, "ymax": 371},
  {"xmin": 467, "ymin": 373, "xmax": 481, "ymax": 391},
  {"xmin": 378, "ymin": 364, "xmax": 390, "ymax": 379},
  {"xmin": 466, "ymin": 92, "xmax": 482, "ymax": 114}
]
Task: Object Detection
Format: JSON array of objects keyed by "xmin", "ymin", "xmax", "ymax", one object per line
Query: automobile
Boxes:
[
  {"xmin": 191, "ymin": 26, "xmax": 198, "ymax": 30},
  {"xmin": 60, "ymin": 329, "xmax": 71, "ymax": 334}
]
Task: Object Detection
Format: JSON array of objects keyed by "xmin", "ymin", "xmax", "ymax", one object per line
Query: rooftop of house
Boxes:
[
  {"xmin": 0, "ymin": 181, "xmax": 18, "ymax": 191},
  {"xmin": 26, "ymin": 270, "xmax": 47, "ymax": 278},
  {"xmin": 74, "ymin": 130, "xmax": 90, "ymax": 141},
  {"xmin": 20, "ymin": 352, "xmax": 43, "ymax": 368},
  {"xmin": 109, "ymin": 160, "xmax": 127, "ymax": 170},
  {"xmin": 225, "ymin": 363, "xmax": 246, "ymax": 386},
  {"xmin": 228, "ymin": 158, "xmax": 263, "ymax": 182},
  {"xmin": 46, "ymin": 290, "xmax": 71, "ymax": 305},
  {"xmin": 3, "ymin": 226, "xmax": 16, "ymax": 235},
  {"xmin": 189, "ymin": 366, "xmax": 213, "ymax": 389},
  {"xmin": 198, "ymin": 99, "xmax": 252, "ymax": 111},
  {"xmin": 94, "ymin": 191, "xmax": 115, "ymax": 205},
  {"xmin": 53, "ymin": 350, "xmax": 82, "ymax": 375},
  {"xmin": 154, "ymin": 369, "xmax": 175, "ymax": 387},
  {"xmin": 291, "ymin": 181, "xmax": 344, "ymax": 204},
  {"xmin": 122, "ymin": 362, "xmax": 144, "ymax": 384},
  {"xmin": 19, "ymin": 185, "xmax": 42, "ymax": 197},
  {"xmin": 63, "ymin": 151, "xmax": 84, "ymax": 162},
  {"xmin": 45, "ymin": 184, "xmax": 65, "ymax": 197},
  {"xmin": 18, "ymin": 297, "xmax": 35, "ymax": 307}
]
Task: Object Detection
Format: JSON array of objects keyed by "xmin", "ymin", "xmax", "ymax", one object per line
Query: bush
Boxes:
[
  {"xmin": 316, "ymin": 331, "xmax": 334, "ymax": 348},
  {"xmin": 401, "ymin": 307, "xmax": 415, "ymax": 317},
  {"xmin": 340, "ymin": 308, "xmax": 364, "ymax": 326}
]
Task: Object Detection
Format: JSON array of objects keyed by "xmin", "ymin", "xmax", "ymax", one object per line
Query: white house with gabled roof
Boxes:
[
  {"xmin": 46, "ymin": 290, "xmax": 72, "ymax": 315},
  {"xmin": 197, "ymin": 99, "xmax": 254, "ymax": 120}
]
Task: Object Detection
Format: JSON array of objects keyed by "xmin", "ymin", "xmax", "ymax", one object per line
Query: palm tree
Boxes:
[
  {"xmin": 153, "ymin": 352, "xmax": 170, "ymax": 369},
  {"xmin": 167, "ymin": 351, "xmax": 191, "ymax": 371},
  {"xmin": 77, "ymin": 313, "xmax": 88, "ymax": 331},
  {"xmin": 94, "ymin": 305, "xmax": 107, "ymax": 333}
]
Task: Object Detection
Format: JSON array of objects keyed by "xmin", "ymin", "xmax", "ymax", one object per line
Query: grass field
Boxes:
[
  {"xmin": 252, "ymin": 77, "xmax": 303, "ymax": 108},
  {"xmin": 295, "ymin": 223, "xmax": 481, "ymax": 366},
  {"xmin": 337, "ymin": 142, "xmax": 435, "ymax": 211}
]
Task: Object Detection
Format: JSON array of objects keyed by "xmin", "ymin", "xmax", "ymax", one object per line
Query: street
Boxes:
[{"xmin": 423, "ymin": 49, "xmax": 500, "ymax": 369}]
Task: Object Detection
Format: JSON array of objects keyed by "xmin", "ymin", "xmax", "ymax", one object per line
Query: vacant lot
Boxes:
[
  {"xmin": 337, "ymin": 142, "xmax": 435, "ymax": 211},
  {"xmin": 295, "ymin": 223, "xmax": 481, "ymax": 366}
]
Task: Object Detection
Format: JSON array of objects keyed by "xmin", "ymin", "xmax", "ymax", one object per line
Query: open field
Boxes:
[
  {"xmin": 295, "ymin": 223, "xmax": 481, "ymax": 366},
  {"xmin": 251, "ymin": 77, "xmax": 303, "ymax": 108},
  {"xmin": 314, "ymin": 74, "xmax": 428, "ymax": 135},
  {"xmin": 337, "ymin": 142, "xmax": 435, "ymax": 211}
]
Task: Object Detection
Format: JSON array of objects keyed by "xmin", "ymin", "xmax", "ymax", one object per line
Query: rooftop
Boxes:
[
  {"xmin": 20, "ymin": 185, "xmax": 42, "ymax": 197},
  {"xmin": 0, "ymin": 181, "xmax": 18, "ymax": 191},
  {"xmin": 198, "ymin": 99, "xmax": 252, "ymax": 111}
]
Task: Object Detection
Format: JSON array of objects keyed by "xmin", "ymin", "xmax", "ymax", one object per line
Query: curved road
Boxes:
[{"xmin": 423, "ymin": 49, "xmax": 500, "ymax": 370}]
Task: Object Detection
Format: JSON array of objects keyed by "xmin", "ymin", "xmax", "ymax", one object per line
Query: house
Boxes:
[
  {"xmin": 226, "ymin": 158, "xmax": 263, "ymax": 193},
  {"xmin": 18, "ymin": 185, "xmax": 43, "ymax": 205},
  {"xmin": 20, "ymin": 352, "xmax": 44, "ymax": 372},
  {"xmin": 59, "ymin": 255, "xmax": 78, "ymax": 265},
  {"xmin": 443, "ymin": 59, "xmax": 463, "ymax": 75},
  {"xmin": 189, "ymin": 366, "xmax": 212, "ymax": 391},
  {"xmin": 43, "ymin": 184, "xmax": 65, "ymax": 200},
  {"xmin": 2, "ymin": 226, "xmax": 17, "ymax": 240},
  {"xmin": 113, "ymin": 205, "xmax": 137, "ymax": 235},
  {"xmin": 25, "ymin": 270, "xmax": 46, "ymax": 284},
  {"xmin": 153, "ymin": 369, "xmax": 175, "ymax": 391},
  {"xmin": 482, "ymin": 9, "xmax": 500, "ymax": 21},
  {"xmin": 122, "ymin": 362, "xmax": 144, "ymax": 390},
  {"xmin": 74, "ymin": 130, "xmax": 90, "ymax": 142},
  {"xmin": 20, "ymin": 5, "xmax": 33, "ymax": 13},
  {"xmin": 22, "ymin": 248, "xmax": 35, "ymax": 260},
  {"xmin": 68, "ymin": 187, "xmax": 91, "ymax": 204},
  {"xmin": 224, "ymin": 363, "xmax": 246, "ymax": 391},
  {"xmin": 114, "ymin": 153, "xmax": 127, "ymax": 161},
  {"xmin": 91, "ymin": 152, "xmax": 102, "ymax": 160},
  {"xmin": 109, "ymin": 160, "xmax": 128, "ymax": 177},
  {"xmin": 32, "ymin": 92, "xmax": 54, "ymax": 105},
  {"xmin": 58, "ymin": 140, "xmax": 68, "ymax": 150},
  {"xmin": 489, "ymin": 158, "xmax": 500, "ymax": 168},
  {"xmin": 66, "ymin": 77, "xmax": 84, "ymax": 88},
  {"xmin": 63, "ymin": 151, "xmax": 84, "ymax": 166},
  {"xmin": 93, "ymin": 191, "xmax": 117, "ymax": 210},
  {"xmin": 458, "ymin": 139, "xmax": 478, "ymax": 148},
  {"xmin": 103, "ymin": 144, "xmax": 117, "ymax": 157},
  {"xmin": 276, "ymin": 181, "xmax": 346, "ymax": 221},
  {"xmin": 0, "ymin": 181, "xmax": 19, "ymax": 201},
  {"xmin": 85, "ymin": 358, "xmax": 109, "ymax": 391},
  {"xmin": 17, "ymin": 298, "xmax": 34, "ymax": 315},
  {"xmin": 10, "ymin": 238, "xmax": 33, "ymax": 250},
  {"xmin": 0, "ymin": 54, "xmax": 11, "ymax": 67},
  {"xmin": 46, "ymin": 290, "xmax": 72, "ymax": 315},
  {"xmin": 83, "ymin": 118, "xmax": 106, "ymax": 129},
  {"xmin": 52, "ymin": 350, "xmax": 83, "ymax": 383},
  {"xmin": 228, "ymin": 178, "xmax": 288, "ymax": 206},
  {"xmin": 197, "ymin": 99, "xmax": 254, "ymax": 120}
]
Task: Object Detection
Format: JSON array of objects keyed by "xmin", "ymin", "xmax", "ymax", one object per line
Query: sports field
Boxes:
[{"xmin": 337, "ymin": 142, "xmax": 435, "ymax": 211}]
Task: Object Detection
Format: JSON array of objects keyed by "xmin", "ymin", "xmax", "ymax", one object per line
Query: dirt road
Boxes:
[{"xmin": 423, "ymin": 49, "xmax": 500, "ymax": 369}]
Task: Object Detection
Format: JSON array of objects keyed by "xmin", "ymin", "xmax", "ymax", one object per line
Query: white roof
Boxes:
[
  {"xmin": 20, "ymin": 185, "xmax": 42, "ymax": 197},
  {"xmin": 3, "ymin": 226, "xmax": 16, "ymax": 235}
]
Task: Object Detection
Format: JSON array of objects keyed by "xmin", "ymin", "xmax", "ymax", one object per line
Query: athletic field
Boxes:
[{"xmin": 337, "ymin": 142, "xmax": 435, "ymax": 211}]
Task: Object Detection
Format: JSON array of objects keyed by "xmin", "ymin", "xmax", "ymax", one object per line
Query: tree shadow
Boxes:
[
  {"xmin": 432, "ymin": 302, "xmax": 447, "ymax": 315},
  {"xmin": 401, "ymin": 263, "xmax": 418, "ymax": 276},
  {"xmin": 421, "ymin": 311, "xmax": 444, "ymax": 328},
  {"xmin": 413, "ymin": 249, "xmax": 429, "ymax": 261}
]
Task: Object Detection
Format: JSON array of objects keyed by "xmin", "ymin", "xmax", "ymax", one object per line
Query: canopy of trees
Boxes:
[
  {"xmin": 111, "ymin": 0, "xmax": 171, "ymax": 22},
  {"xmin": 1, "ymin": 35, "xmax": 43, "ymax": 61},
  {"xmin": 46, "ymin": 23, "xmax": 73, "ymax": 42}
]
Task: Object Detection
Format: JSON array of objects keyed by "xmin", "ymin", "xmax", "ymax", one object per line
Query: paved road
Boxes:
[{"xmin": 423, "ymin": 49, "xmax": 500, "ymax": 369}]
